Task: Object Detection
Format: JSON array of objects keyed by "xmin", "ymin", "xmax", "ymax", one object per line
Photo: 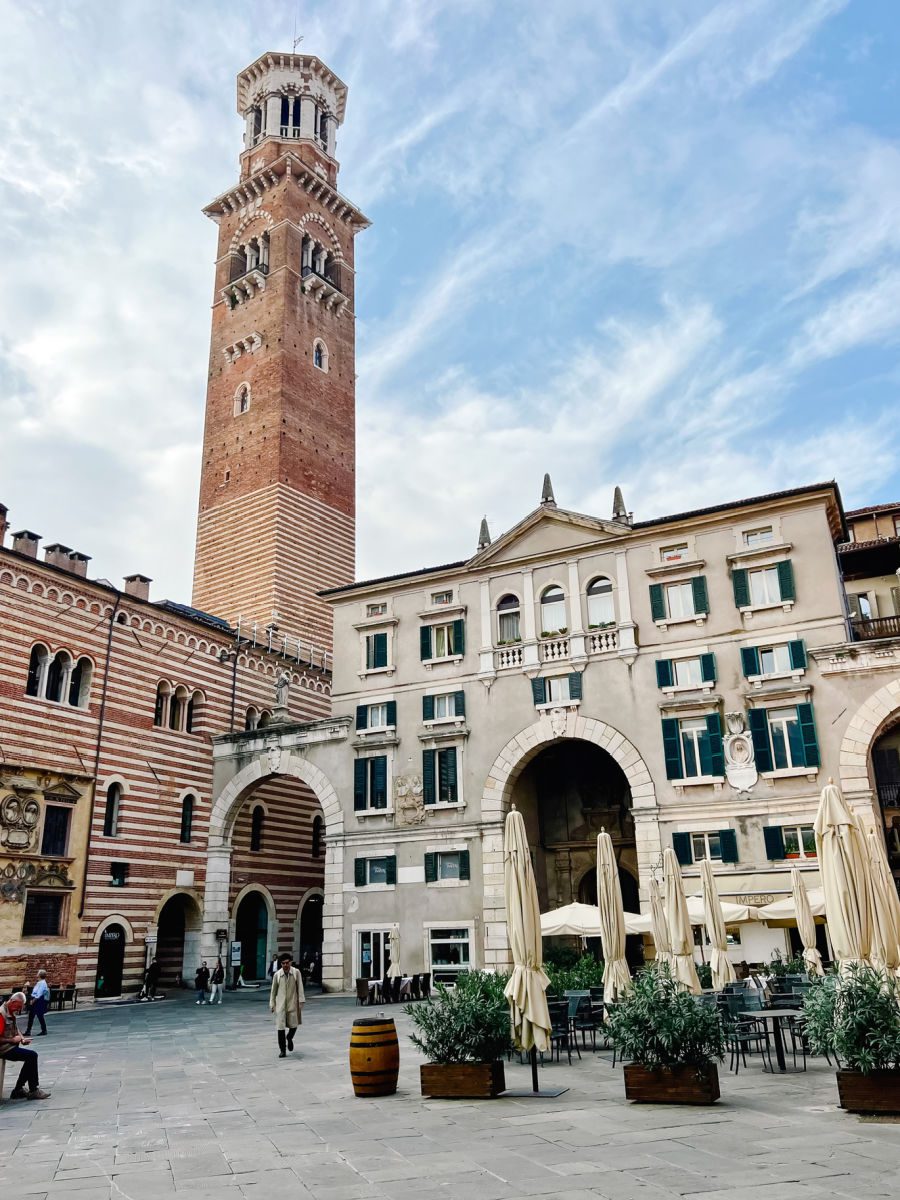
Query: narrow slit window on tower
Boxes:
[
  {"xmin": 312, "ymin": 815, "xmax": 324, "ymax": 858},
  {"xmin": 103, "ymin": 783, "xmax": 122, "ymax": 838},
  {"xmin": 180, "ymin": 794, "xmax": 195, "ymax": 844},
  {"xmin": 250, "ymin": 805, "xmax": 264, "ymax": 852}
]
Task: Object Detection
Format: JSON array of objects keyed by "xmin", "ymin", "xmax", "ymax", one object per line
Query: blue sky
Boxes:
[{"xmin": 1, "ymin": 0, "xmax": 899, "ymax": 604}]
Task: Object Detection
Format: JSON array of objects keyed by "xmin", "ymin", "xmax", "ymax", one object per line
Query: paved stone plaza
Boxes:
[{"xmin": 1, "ymin": 989, "xmax": 899, "ymax": 1200}]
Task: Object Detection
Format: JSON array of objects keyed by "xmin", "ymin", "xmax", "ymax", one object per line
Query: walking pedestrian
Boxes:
[
  {"xmin": 144, "ymin": 957, "xmax": 160, "ymax": 1000},
  {"xmin": 209, "ymin": 958, "xmax": 225, "ymax": 1004},
  {"xmin": 25, "ymin": 969, "xmax": 50, "ymax": 1035},
  {"xmin": 269, "ymin": 953, "xmax": 304, "ymax": 1057},
  {"xmin": 0, "ymin": 993, "xmax": 51, "ymax": 1100},
  {"xmin": 267, "ymin": 954, "xmax": 279, "ymax": 980},
  {"xmin": 194, "ymin": 961, "xmax": 210, "ymax": 1004}
]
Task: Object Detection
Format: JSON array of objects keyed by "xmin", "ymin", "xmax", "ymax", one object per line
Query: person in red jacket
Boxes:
[{"xmin": 0, "ymin": 993, "xmax": 51, "ymax": 1100}]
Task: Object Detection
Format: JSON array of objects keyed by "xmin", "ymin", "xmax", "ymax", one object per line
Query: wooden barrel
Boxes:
[{"xmin": 349, "ymin": 1016, "xmax": 399, "ymax": 1097}]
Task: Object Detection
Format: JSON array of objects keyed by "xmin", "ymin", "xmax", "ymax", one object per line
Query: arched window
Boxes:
[
  {"xmin": 312, "ymin": 815, "xmax": 324, "ymax": 858},
  {"xmin": 180, "ymin": 794, "xmax": 195, "ymax": 844},
  {"xmin": 540, "ymin": 586, "xmax": 567, "ymax": 635},
  {"xmin": 245, "ymin": 706, "xmax": 260, "ymax": 731},
  {"xmin": 586, "ymin": 577, "xmax": 615, "ymax": 628},
  {"xmin": 250, "ymin": 805, "xmax": 264, "ymax": 852},
  {"xmin": 234, "ymin": 385, "xmax": 250, "ymax": 416},
  {"xmin": 68, "ymin": 656, "xmax": 92, "ymax": 707},
  {"xmin": 154, "ymin": 682, "xmax": 170, "ymax": 728},
  {"xmin": 258, "ymin": 709, "xmax": 273, "ymax": 729},
  {"xmin": 497, "ymin": 594, "xmax": 521, "ymax": 643},
  {"xmin": 44, "ymin": 650, "xmax": 71, "ymax": 703},
  {"xmin": 313, "ymin": 339, "xmax": 329, "ymax": 372},
  {"xmin": 26, "ymin": 644, "xmax": 49, "ymax": 697},
  {"xmin": 169, "ymin": 686, "xmax": 189, "ymax": 732},
  {"xmin": 103, "ymin": 783, "xmax": 121, "ymax": 838},
  {"xmin": 185, "ymin": 690, "xmax": 202, "ymax": 734}
]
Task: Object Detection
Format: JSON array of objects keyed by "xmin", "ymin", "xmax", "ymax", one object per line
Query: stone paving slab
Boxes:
[{"xmin": 1, "ymin": 989, "xmax": 899, "ymax": 1199}]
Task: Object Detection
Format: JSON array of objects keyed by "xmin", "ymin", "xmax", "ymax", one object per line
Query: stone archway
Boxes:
[
  {"xmin": 839, "ymin": 678, "xmax": 900, "ymax": 826},
  {"xmin": 479, "ymin": 713, "xmax": 661, "ymax": 973}
]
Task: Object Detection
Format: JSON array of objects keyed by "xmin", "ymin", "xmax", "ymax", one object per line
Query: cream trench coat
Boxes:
[{"xmin": 269, "ymin": 966, "xmax": 304, "ymax": 1030}]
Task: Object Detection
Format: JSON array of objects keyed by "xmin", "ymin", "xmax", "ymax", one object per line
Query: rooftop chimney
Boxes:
[
  {"xmin": 123, "ymin": 573, "xmax": 152, "ymax": 601},
  {"xmin": 44, "ymin": 542, "xmax": 74, "ymax": 570},
  {"xmin": 11, "ymin": 530, "xmax": 41, "ymax": 558},
  {"xmin": 68, "ymin": 552, "xmax": 91, "ymax": 578},
  {"xmin": 477, "ymin": 516, "xmax": 491, "ymax": 552},
  {"xmin": 0, "ymin": 503, "xmax": 8, "ymax": 548}
]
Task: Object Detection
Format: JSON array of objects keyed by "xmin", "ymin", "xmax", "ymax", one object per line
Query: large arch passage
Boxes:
[
  {"xmin": 839, "ymin": 679, "xmax": 900, "ymax": 888},
  {"xmin": 156, "ymin": 891, "xmax": 203, "ymax": 986}
]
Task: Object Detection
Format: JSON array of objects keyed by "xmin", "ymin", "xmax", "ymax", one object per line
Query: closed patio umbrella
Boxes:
[
  {"xmin": 792, "ymin": 869, "xmax": 823, "ymax": 977},
  {"xmin": 866, "ymin": 829, "xmax": 900, "ymax": 975},
  {"xmin": 649, "ymin": 877, "xmax": 672, "ymax": 969},
  {"xmin": 814, "ymin": 780, "xmax": 872, "ymax": 970},
  {"xmin": 664, "ymin": 848, "xmax": 701, "ymax": 994},
  {"xmin": 596, "ymin": 831, "xmax": 631, "ymax": 1003},
  {"xmin": 386, "ymin": 928, "xmax": 401, "ymax": 979},
  {"xmin": 700, "ymin": 858, "xmax": 736, "ymax": 990}
]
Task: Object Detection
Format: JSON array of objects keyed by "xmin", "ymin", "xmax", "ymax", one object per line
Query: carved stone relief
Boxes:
[
  {"xmin": 0, "ymin": 792, "xmax": 41, "ymax": 852},
  {"xmin": 395, "ymin": 774, "xmax": 425, "ymax": 825},
  {"xmin": 723, "ymin": 711, "xmax": 759, "ymax": 792}
]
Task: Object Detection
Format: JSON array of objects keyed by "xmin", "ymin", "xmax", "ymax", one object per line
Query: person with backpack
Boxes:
[{"xmin": 194, "ymin": 961, "xmax": 210, "ymax": 1004}]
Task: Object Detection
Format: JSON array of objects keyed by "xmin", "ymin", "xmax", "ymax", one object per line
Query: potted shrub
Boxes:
[
  {"xmin": 606, "ymin": 964, "xmax": 725, "ymax": 1104},
  {"xmin": 405, "ymin": 971, "xmax": 513, "ymax": 1098},
  {"xmin": 803, "ymin": 965, "xmax": 900, "ymax": 1114}
]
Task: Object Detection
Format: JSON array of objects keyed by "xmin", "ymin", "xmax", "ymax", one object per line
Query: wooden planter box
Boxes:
[
  {"xmin": 623, "ymin": 1063, "xmax": 720, "ymax": 1105},
  {"xmin": 420, "ymin": 1061, "xmax": 506, "ymax": 1099},
  {"xmin": 836, "ymin": 1069, "xmax": 900, "ymax": 1114}
]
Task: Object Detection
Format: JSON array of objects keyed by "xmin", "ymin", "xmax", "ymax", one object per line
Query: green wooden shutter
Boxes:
[
  {"xmin": 454, "ymin": 690, "xmax": 466, "ymax": 717},
  {"xmin": 748, "ymin": 708, "xmax": 773, "ymax": 773},
  {"xmin": 777, "ymin": 559, "xmax": 795, "ymax": 602},
  {"xmin": 384, "ymin": 856, "xmax": 397, "ymax": 885},
  {"xmin": 691, "ymin": 576, "xmax": 709, "ymax": 615},
  {"xmin": 847, "ymin": 593, "xmax": 862, "ymax": 619},
  {"xmin": 355, "ymin": 705, "xmax": 368, "ymax": 730},
  {"xmin": 439, "ymin": 747, "xmax": 458, "ymax": 804},
  {"xmin": 373, "ymin": 632, "xmax": 387, "ymax": 669},
  {"xmin": 719, "ymin": 829, "xmax": 739, "ymax": 863},
  {"xmin": 788, "ymin": 639, "xmax": 807, "ymax": 670},
  {"xmin": 892, "ymin": 585, "xmax": 900, "ymax": 616},
  {"xmin": 422, "ymin": 749, "xmax": 436, "ymax": 805},
  {"xmin": 741, "ymin": 646, "xmax": 760, "ymax": 677},
  {"xmin": 422, "ymin": 694, "xmax": 435, "ymax": 721},
  {"xmin": 458, "ymin": 849, "xmax": 470, "ymax": 881},
  {"xmin": 354, "ymin": 857, "xmax": 366, "ymax": 887},
  {"xmin": 420, "ymin": 625, "xmax": 432, "ymax": 660},
  {"xmin": 763, "ymin": 825, "xmax": 786, "ymax": 860},
  {"xmin": 796, "ymin": 702, "xmax": 820, "ymax": 768},
  {"xmin": 452, "ymin": 618, "xmax": 465, "ymax": 656},
  {"xmin": 662, "ymin": 718, "xmax": 683, "ymax": 780},
  {"xmin": 371, "ymin": 756, "xmax": 388, "ymax": 808},
  {"xmin": 672, "ymin": 832, "xmax": 692, "ymax": 865},
  {"xmin": 700, "ymin": 653, "xmax": 716, "ymax": 684},
  {"xmin": 531, "ymin": 677, "xmax": 547, "ymax": 705},
  {"xmin": 655, "ymin": 659, "xmax": 674, "ymax": 688},
  {"xmin": 385, "ymin": 700, "xmax": 397, "ymax": 727},
  {"xmin": 732, "ymin": 568, "xmax": 750, "ymax": 608},
  {"xmin": 649, "ymin": 583, "xmax": 666, "ymax": 621},
  {"xmin": 424, "ymin": 852, "xmax": 438, "ymax": 883},
  {"xmin": 568, "ymin": 672, "xmax": 583, "ymax": 700},
  {"xmin": 353, "ymin": 759, "xmax": 367, "ymax": 811},
  {"xmin": 706, "ymin": 713, "xmax": 725, "ymax": 776}
]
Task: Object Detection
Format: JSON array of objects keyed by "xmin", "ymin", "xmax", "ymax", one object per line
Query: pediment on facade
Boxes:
[
  {"xmin": 43, "ymin": 780, "xmax": 82, "ymax": 803},
  {"xmin": 469, "ymin": 507, "xmax": 631, "ymax": 570}
]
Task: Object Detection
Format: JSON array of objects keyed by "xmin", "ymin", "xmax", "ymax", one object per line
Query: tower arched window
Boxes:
[
  {"xmin": 250, "ymin": 805, "xmax": 264, "ymax": 852},
  {"xmin": 180, "ymin": 794, "xmax": 195, "ymax": 844},
  {"xmin": 44, "ymin": 650, "xmax": 71, "ymax": 703},
  {"xmin": 169, "ymin": 685, "xmax": 189, "ymax": 732},
  {"xmin": 312, "ymin": 815, "xmax": 324, "ymax": 859},
  {"xmin": 540, "ymin": 586, "xmax": 567, "ymax": 635},
  {"xmin": 26, "ymin": 644, "xmax": 49, "ymax": 697},
  {"xmin": 154, "ymin": 682, "xmax": 170, "ymax": 727},
  {"xmin": 103, "ymin": 783, "xmax": 122, "ymax": 838},
  {"xmin": 586, "ymin": 577, "xmax": 615, "ymax": 628},
  {"xmin": 497, "ymin": 594, "xmax": 521, "ymax": 643},
  {"xmin": 234, "ymin": 384, "xmax": 250, "ymax": 416},
  {"xmin": 185, "ymin": 690, "xmax": 202, "ymax": 734},
  {"xmin": 313, "ymin": 339, "xmax": 329, "ymax": 372},
  {"xmin": 245, "ymin": 705, "xmax": 260, "ymax": 731},
  {"xmin": 68, "ymin": 656, "xmax": 92, "ymax": 707},
  {"xmin": 251, "ymin": 105, "xmax": 263, "ymax": 144}
]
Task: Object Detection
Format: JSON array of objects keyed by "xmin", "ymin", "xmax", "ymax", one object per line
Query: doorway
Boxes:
[
  {"xmin": 235, "ymin": 890, "xmax": 269, "ymax": 980},
  {"xmin": 157, "ymin": 892, "xmax": 202, "ymax": 985},
  {"xmin": 299, "ymin": 893, "xmax": 324, "ymax": 983},
  {"xmin": 95, "ymin": 924, "xmax": 126, "ymax": 997},
  {"xmin": 357, "ymin": 929, "xmax": 391, "ymax": 980}
]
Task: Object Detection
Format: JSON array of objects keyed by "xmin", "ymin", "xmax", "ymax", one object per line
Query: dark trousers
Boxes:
[
  {"xmin": 26, "ymin": 998, "xmax": 48, "ymax": 1035},
  {"xmin": 277, "ymin": 1028, "xmax": 297, "ymax": 1053},
  {"xmin": 4, "ymin": 1047, "xmax": 40, "ymax": 1091}
]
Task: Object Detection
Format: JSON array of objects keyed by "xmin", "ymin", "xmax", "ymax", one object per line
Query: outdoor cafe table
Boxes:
[{"xmin": 753, "ymin": 1008, "xmax": 803, "ymax": 1073}]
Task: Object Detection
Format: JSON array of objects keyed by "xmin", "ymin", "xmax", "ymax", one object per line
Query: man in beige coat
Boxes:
[{"xmin": 269, "ymin": 953, "xmax": 304, "ymax": 1057}]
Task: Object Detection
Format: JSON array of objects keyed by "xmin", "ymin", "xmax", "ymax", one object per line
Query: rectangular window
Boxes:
[
  {"xmin": 680, "ymin": 718, "xmax": 712, "ymax": 778},
  {"xmin": 423, "ymin": 747, "xmax": 459, "ymax": 805},
  {"xmin": 421, "ymin": 619, "xmax": 465, "ymax": 660},
  {"xmin": 758, "ymin": 643, "xmax": 792, "ymax": 675},
  {"xmin": 368, "ymin": 703, "xmax": 389, "ymax": 728},
  {"xmin": 429, "ymin": 927, "xmax": 472, "ymax": 984},
  {"xmin": 433, "ymin": 623, "xmax": 453, "ymax": 657},
  {"xmin": 40, "ymin": 806, "xmax": 71, "ymax": 857},
  {"xmin": 767, "ymin": 707, "xmax": 806, "ymax": 770},
  {"xmin": 546, "ymin": 676, "xmax": 571, "ymax": 704},
  {"xmin": 367, "ymin": 857, "xmax": 390, "ymax": 885},
  {"xmin": 424, "ymin": 850, "xmax": 471, "ymax": 883},
  {"xmin": 894, "ymin": 516, "xmax": 900, "ymax": 538},
  {"xmin": 354, "ymin": 756, "xmax": 389, "ymax": 811},
  {"xmin": 433, "ymin": 692, "xmax": 456, "ymax": 720},
  {"xmin": 665, "ymin": 581, "xmax": 696, "ymax": 619},
  {"xmin": 431, "ymin": 590, "xmax": 453, "ymax": 606},
  {"xmin": 692, "ymin": 832, "xmax": 722, "ymax": 862},
  {"xmin": 366, "ymin": 602, "xmax": 387, "ymax": 618},
  {"xmin": 110, "ymin": 862, "xmax": 129, "ymax": 887},
  {"xmin": 673, "ymin": 657, "xmax": 703, "ymax": 688},
  {"xmin": 749, "ymin": 565, "xmax": 781, "ymax": 606},
  {"xmin": 744, "ymin": 526, "xmax": 774, "ymax": 548},
  {"xmin": 783, "ymin": 825, "xmax": 817, "ymax": 859},
  {"xmin": 660, "ymin": 542, "xmax": 689, "ymax": 562},
  {"xmin": 365, "ymin": 631, "xmax": 388, "ymax": 670},
  {"xmin": 22, "ymin": 892, "xmax": 64, "ymax": 937},
  {"xmin": 498, "ymin": 609, "xmax": 520, "ymax": 642}
]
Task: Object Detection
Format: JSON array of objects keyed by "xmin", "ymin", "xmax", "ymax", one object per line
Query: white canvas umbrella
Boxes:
[
  {"xmin": 649, "ymin": 877, "xmax": 672, "ymax": 969},
  {"xmin": 596, "ymin": 831, "xmax": 631, "ymax": 1003},
  {"xmin": 700, "ymin": 858, "xmax": 736, "ymax": 989},
  {"xmin": 540, "ymin": 902, "xmax": 648, "ymax": 938},
  {"xmin": 758, "ymin": 888, "xmax": 827, "ymax": 923},
  {"xmin": 664, "ymin": 848, "xmax": 701, "ymax": 994},
  {"xmin": 792, "ymin": 869, "xmax": 824, "ymax": 977},
  {"xmin": 386, "ymin": 928, "xmax": 401, "ymax": 980},
  {"xmin": 866, "ymin": 829, "xmax": 900, "ymax": 975},
  {"xmin": 814, "ymin": 780, "xmax": 872, "ymax": 970}
]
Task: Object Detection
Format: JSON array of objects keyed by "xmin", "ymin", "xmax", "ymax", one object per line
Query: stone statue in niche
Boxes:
[
  {"xmin": 549, "ymin": 708, "xmax": 567, "ymax": 738},
  {"xmin": 267, "ymin": 745, "xmax": 283, "ymax": 774},
  {"xmin": 275, "ymin": 669, "xmax": 291, "ymax": 710},
  {"xmin": 0, "ymin": 792, "xmax": 41, "ymax": 851},
  {"xmin": 724, "ymin": 711, "xmax": 758, "ymax": 792},
  {"xmin": 395, "ymin": 774, "xmax": 425, "ymax": 825}
]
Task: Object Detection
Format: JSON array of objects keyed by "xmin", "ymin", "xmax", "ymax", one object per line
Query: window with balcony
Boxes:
[
  {"xmin": 497, "ymin": 594, "xmax": 521, "ymax": 643},
  {"xmin": 586, "ymin": 577, "xmax": 615, "ymax": 627},
  {"xmin": 540, "ymin": 585, "xmax": 567, "ymax": 634}
]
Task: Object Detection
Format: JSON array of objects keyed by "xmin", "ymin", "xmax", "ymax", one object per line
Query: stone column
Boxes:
[
  {"xmin": 321, "ymin": 839, "xmax": 345, "ymax": 991},
  {"xmin": 201, "ymin": 841, "xmax": 233, "ymax": 962},
  {"xmin": 244, "ymin": 112, "xmax": 255, "ymax": 149},
  {"xmin": 521, "ymin": 568, "xmax": 539, "ymax": 668},
  {"xmin": 632, "ymin": 808, "xmax": 663, "ymax": 905},
  {"xmin": 481, "ymin": 826, "xmax": 510, "ymax": 971},
  {"xmin": 265, "ymin": 93, "xmax": 282, "ymax": 137},
  {"xmin": 299, "ymin": 95, "xmax": 316, "ymax": 139},
  {"xmin": 615, "ymin": 550, "xmax": 638, "ymax": 656}
]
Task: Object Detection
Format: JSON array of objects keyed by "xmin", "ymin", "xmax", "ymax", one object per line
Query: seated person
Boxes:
[{"xmin": 0, "ymin": 992, "xmax": 51, "ymax": 1100}]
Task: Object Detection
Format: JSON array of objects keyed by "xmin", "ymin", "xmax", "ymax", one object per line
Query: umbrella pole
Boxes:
[{"xmin": 531, "ymin": 1045, "xmax": 539, "ymax": 1093}]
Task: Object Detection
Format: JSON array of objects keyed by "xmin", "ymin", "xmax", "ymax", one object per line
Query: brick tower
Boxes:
[{"xmin": 192, "ymin": 52, "xmax": 368, "ymax": 654}]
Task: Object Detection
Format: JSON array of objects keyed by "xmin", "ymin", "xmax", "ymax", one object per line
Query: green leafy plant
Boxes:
[
  {"xmin": 545, "ymin": 953, "xmax": 605, "ymax": 997},
  {"xmin": 404, "ymin": 971, "xmax": 514, "ymax": 1065},
  {"xmin": 803, "ymin": 965, "xmax": 900, "ymax": 1074},
  {"xmin": 696, "ymin": 962, "xmax": 713, "ymax": 990},
  {"xmin": 767, "ymin": 950, "xmax": 807, "ymax": 978},
  {"xmin": 605, "ymin": 963, "xmax": 725, "ymax": 1071}
]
